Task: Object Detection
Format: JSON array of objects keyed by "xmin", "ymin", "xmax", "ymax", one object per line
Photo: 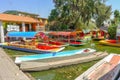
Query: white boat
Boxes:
[
  {"xmin": 75, "ymin": 54, "xmax": 120, "ymax": 80},
  {"xmin": 15, "ymin": 48, "xmax": 96, "ymax": 64}
]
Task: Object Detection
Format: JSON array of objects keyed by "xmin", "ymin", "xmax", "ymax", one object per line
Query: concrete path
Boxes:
[{"xmin": 0, "ymin": 48, "xmax": 31, "ymax": 80}]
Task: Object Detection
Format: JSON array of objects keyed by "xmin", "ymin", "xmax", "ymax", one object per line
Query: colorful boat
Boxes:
[
  {"xmin": 0, "ymin": 42, "xmax": 65, "ymax": 53},
  {"xmin": 75, "ymin": 54, "xmax": 120, "ymax": 80},
  {"xmin": 15, "ymin": 48, "xmax": 96, "ymax": 64},
  {"xmin": 93, "ymin": 37, "xmax": 105, "ymax": 41},
  {"xmin": 49, "ymin": 31, "xmax": 85, "ymax": 46},
  {"xmin": 0, "ymin": 32, "xmax": 65, "ymax": 53},
  {"xmin": 99, "ymin": 40, "xmax": 120, "ymax": 47},
  {"xmin": 48, "ymin": 40, "xmax": 69, "ymax": 47},
  {"xmin": 92, "ymin": 30, "xmax": 107, "ymax": 40},
  {"xmin": 61, "ymin": 40, "xmax": 85, "ymax": 46},
  {"xmin": 69, "ymin": 41, "xmax": 85, "ymax": 46}
]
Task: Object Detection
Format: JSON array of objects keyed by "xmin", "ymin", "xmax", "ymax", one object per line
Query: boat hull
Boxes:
[
  {"xmin": 0, "ymin": 43, "xmax": 65, "ymax": 53},
  {"xmin": 15, "ymin": 48, "xmax": 96, "ymax": 64},
  {"xmin": 99, "ymin": 40, "xmax": 120, "ymax": 47},
  {"xmin": 75, "ymin": 54, "xmax": 120, "ymax": 80}
]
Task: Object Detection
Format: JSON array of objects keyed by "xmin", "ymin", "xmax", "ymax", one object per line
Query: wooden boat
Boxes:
[
  {"xmin": 36, "ymin": 44, "xmax": 62, "ymax": 50},
  {"xmin": 99, "ymin": 40, "xmax": 120, "ymax": 47},
  {"xmin": 69, "ymin": 41, "xmax": 85, "ymax": 46},
  {"xmin": 0, "ymin": 32, "xmax": 66, "ymax": 53},
  {"xmin": 48, "ymin": 40, "xmax": 69, "ymax": 47},
  {"xmin": 75, "ymin": 54, "xmax": 120, "ymax": 80},
  {"xmin": 48, "ymin": 40, "xmax": 64, "ymax": 45},
  {"xmin": 15, "ymin": 48, "xmax": 96, "ymax": 64},
  {"xmin": 49, "ymin": 31, "xmax": 85, "ymax": 46},
  {"xmin": 0, "ymin": 42, "xmax": 65, "ymax": 53},
  {"xmin": 93, "ymin": 37, "xmax": 105, "ymax": 41},
  {"xmin": 61, "ymin": 40, "xmax": 85, "ymax": 46},
  {"xmin": 19, "ymin": 52, "xmax": 108, "ymax": 71}
]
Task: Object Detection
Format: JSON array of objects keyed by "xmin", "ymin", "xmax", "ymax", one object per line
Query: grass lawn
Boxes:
[
  {"xmin": 3, "ymin": 41, "xmax": 120, "ymax": 80},
  {"xmin": 30, "ymin": 60, "xmax": 98, "ymax": 80}
]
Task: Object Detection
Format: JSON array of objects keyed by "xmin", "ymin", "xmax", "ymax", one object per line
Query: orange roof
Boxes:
[{"xmin": 0, "ymin": 13, "xmax": 40, "ymax": 23}]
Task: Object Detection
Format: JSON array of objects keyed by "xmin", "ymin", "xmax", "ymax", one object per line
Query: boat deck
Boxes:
[{"xmin": 0, "ymin": 48, "xmax": 31, "ymax": 80}]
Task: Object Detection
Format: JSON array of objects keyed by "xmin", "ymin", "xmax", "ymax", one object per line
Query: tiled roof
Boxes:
[
  {"xmin": 0, "ymin": 13, "xmax": 39, "ymax": 23},
  {"xmin": 4, "ymin": 10, "xmax": 39, "ymax": 16}
]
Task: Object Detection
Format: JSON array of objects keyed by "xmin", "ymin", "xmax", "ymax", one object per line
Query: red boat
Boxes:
[
  {"xmin": 48, "ymin": 40, "xmax": 65, "ymax": 45},
  {"xmin": 36, "ymin": 44, "xmax": 60, "ymax": 50},
  {"xmin": 49, "ymin": 31, "xmax": 85, "ymax": 46},
  {"xmin": 70, "ymin": 41, "xmax": 84, "ymax": 46},
  {"xmin": 2, "ymin": 32, "xmax": 65, "ymax": 53},
  {"xmin": 99, "ymin": 40, "xmax": 120, "ymax": 47}
]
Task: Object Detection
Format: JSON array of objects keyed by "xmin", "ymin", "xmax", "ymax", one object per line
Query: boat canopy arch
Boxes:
[
  {"xmin": 6, "ymin": 32, "xmax": 46, "ymax": 39},
  {"xmin": 49, "ymin": 31, "xmax": 79, "ymax": 37},
  {"xmin": 6, "ymin": 32, "xmax": 37, "ymax": 38}
]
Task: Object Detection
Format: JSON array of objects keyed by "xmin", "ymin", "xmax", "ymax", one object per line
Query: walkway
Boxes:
[{"xmin": 0, "ymin": 48, "xmax": 31, "ymax": 80}]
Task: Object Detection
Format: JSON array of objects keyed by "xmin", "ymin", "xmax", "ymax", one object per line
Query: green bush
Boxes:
[
  {"xmin": 108, "ymin": 25, "xmax": 117, "ymax": 39},
  {"xmin": 60, "ymin": 24, "xmax": 68, "ymax": 31}
]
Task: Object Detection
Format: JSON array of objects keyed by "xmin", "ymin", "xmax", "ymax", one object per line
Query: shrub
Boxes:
[{"xmin": 108, "ymin": 25, "xmax": 117, "ymax": 39}]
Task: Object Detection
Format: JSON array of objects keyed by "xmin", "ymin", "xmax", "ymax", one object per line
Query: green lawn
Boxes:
[
  {"xmin": 3, "ymin": 41, "xmax": 120, "ymax": 80},
  {"xmin": 30, "ymin": 60, "xmax": 98, "ymax": 80}
]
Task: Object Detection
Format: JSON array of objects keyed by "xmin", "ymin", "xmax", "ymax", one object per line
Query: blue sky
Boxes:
[
  {"xmin": 106, "ymin": 0, "xmax": 120, "ymax": 11},
  {"xmin": 0, "ymin": 0, "xmax": 54, "ymax": 18},
  {"xmin": 0, "ymin": 0, "xmax": 120, "ymax": 18}
]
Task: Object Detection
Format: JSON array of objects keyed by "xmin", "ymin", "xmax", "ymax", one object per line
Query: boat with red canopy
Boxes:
[
  {"xmin": 0, "ymin": 32, "xmax": 65, "ymax": 53},
  {"xmin": 49, "ymin": 31, "xmax": 85, "ymax": 46}
]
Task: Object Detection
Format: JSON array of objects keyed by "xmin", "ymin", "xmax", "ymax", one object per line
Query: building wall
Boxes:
[{"xmin": 32, "ymin": 23, "xmax": 37, "ymax": 31}]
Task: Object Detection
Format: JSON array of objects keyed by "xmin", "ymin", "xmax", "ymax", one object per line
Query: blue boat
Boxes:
[
  {"xmin": 15, "ymin": 48, "xmax": 96, "ymax": 63},
  {"xmin": 0, "ymin": 44, "xmax": 65, "ymax": 53}
]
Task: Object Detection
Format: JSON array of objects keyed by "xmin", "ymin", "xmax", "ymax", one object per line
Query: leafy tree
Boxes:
[
  {"xmin": 48, "ymin": 0, "xmax": 111, "ymax": 31},
  {"xmin": 114, "ymin": 10, "xmax": 120, "ymax": 18},
  {"xmin": 108, "ymin": 24, "xmax": 117, "ymax": 39},
  {"xmin": 93, "ymin": 3, "xmax": 112, "ymax": 28},
  {"xmin": 113, "ymin": 10, "xmax": 120, "ymax": 25},
  {"xmin": 108, "ymin": 10, "xmax": 120, "ymax": 39},
  {"xmin": 48, "ymin": 9, "xmax": 59, "ymax": 21}
]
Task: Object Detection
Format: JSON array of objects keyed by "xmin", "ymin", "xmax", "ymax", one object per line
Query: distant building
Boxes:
[
  {"xmin": 3, "ymin": 10, "xmax": 48, "ymax": 31},
  {"xmin": 0, "ymin": 10, "xmax": 48, "ymax": 42},
  {"xmin": 37, "ymin": 17, "xmax": 48, "ymax": 31}
]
